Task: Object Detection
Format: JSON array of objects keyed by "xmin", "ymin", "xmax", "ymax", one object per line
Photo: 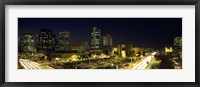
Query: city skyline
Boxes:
[
  {"xmin": 18, "ymin": 18, "xmax": 182, "ymax": 49},
  {"xmin": 18, "ymin": 18, "xmax": 182, "ymax": 69}
]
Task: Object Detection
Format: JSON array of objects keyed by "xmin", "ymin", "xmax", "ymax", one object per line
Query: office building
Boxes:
[
  {"xmin": 91, "ymin": 27, "xmax": 101, "ymax": 49},
  {"xmin": 174, "ymin": 37, "xmax": 182, "ymax": 52},
  {"xmin": 102, "ymin": 34, "xmax": 113, "ymax": 55},
  {"xmin": 58, "ymin": 31, "xmax": 70, "ymax": 52},
  {"xmin": 19, "ymin": 33, "xmax": 36, "ymax": 52},
  {"xmin": 36, "ymin": 29, "xmax": 56, "ymax": 52}
]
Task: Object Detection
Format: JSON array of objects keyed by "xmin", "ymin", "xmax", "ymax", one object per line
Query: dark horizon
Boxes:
[{"xmin": 18, "ymin": 18, "xmax": 182, "ymax": 49}]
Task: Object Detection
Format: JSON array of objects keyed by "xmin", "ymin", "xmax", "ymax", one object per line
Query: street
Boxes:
[
  {"xmin": 132, "ymin": 52, "xmax": 156, "ymax": 69},
  {"xmin": 19, "ymin": 59, "xmax": 42, "ymax": 69}
]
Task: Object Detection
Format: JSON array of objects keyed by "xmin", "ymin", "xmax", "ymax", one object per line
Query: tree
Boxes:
[{"xmin": 156, "ymin": 54, "xmax": 174, "ymax": 69}]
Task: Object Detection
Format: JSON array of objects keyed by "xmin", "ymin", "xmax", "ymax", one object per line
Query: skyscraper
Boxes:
[
  {"xmin": 36, "ymin": 29, "xmax": 56, "ymax": 52},
  {"xmin": 174, "ymin": 37, "xmax": 182, "ymax": 52},
  {"xmin": 58, "ymin": 32, "xmax": 70, "ymax": 52},
  {"xmin": 91, "ymin": 27, "xmax": 101, "ymax": 49},
  {"xmin": 102, "ymin": 34, "xmax": 113, "ymax": 46},
  {"xmin": 102, "ymin": 34, "xmax": 113, "ymax": 55},
  {"xmin": 19, "ymin": 33, "xmax": 36, "ymax": 52}
]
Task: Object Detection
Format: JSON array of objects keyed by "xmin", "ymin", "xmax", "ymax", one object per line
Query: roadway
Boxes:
[
  {"xmin": 132, "ymin": 52, "xmax": 156, "ymax": 69},
  {"xmin": 19, "ymin": 59, "xmax": 42, "ymax": 69}
]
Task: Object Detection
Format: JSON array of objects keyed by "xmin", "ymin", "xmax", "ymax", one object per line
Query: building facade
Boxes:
[
  {"xmin": 71, "ymin": 42, "xmax": 90, "ymax": 53},
  {"xmin": 102, "ymin": 34, "xmax": 113, "ymax": 46},
  {"xmin": 58, "ymin": 31, "xmax": 70, "ymax": 52},
  {"xmin": 174, "ymin": 37, "xmax": 182, "ymax": 52},
  {"xmin": 117, "ymin": 44, "xmax": 134, "ymax": 58},
  {"xmin": 91, "ymin": 27, "xmax": 101, "ymax": 50},
  {"xmin": 36, "ymin": 29, "xmax": 56, "ymax": 52},
  {"xmin": 102, "ymin": 34, "xmax": 113, "ymax": 55},
  {"xmin": 165, "ymin": 47, "xmax": 173, "ymax": 53},
  {"xmin": 115, "ymin": 44, "xmax": 144, "ymax": 58},
  {"xmin": 19, "ymin": 33, "xmax": 36, "ymax": 52}
]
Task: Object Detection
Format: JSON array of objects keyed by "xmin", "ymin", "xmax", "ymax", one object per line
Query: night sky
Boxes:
[{"xmin": 18, "ymin": 18, "xmax": 182, "ymax": 49}]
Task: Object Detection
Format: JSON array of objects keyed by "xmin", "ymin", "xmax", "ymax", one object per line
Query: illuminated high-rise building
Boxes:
[
  {"xmin": 102, "ymin": 34, "xmax": 113, "ymax": 55},
  {"xmin": 19, "ymin": 33, "xmax": 36, "ymax": 52},
  {"xmin": 36, "ymin": 29, "xmax": 56, "ymax": 52},
  {"xmin": 174, "ymin": 37, "xmax": 182, "ymax": 52},
  {"xmin": 102, "ymin": 34, "xmax": 113, "ymax": 46},
  {"xmin": 58, "ymin": 32, "xmax": 70, "ymax": 52},
  {"xmin": 91, "ymin": 27, "xmax": 101, "ymax": 49}
]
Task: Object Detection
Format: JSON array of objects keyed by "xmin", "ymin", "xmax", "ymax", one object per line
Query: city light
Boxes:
[{"xmin": 18, "ymin": 18, "xmax": 182, "ymax": 69}]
